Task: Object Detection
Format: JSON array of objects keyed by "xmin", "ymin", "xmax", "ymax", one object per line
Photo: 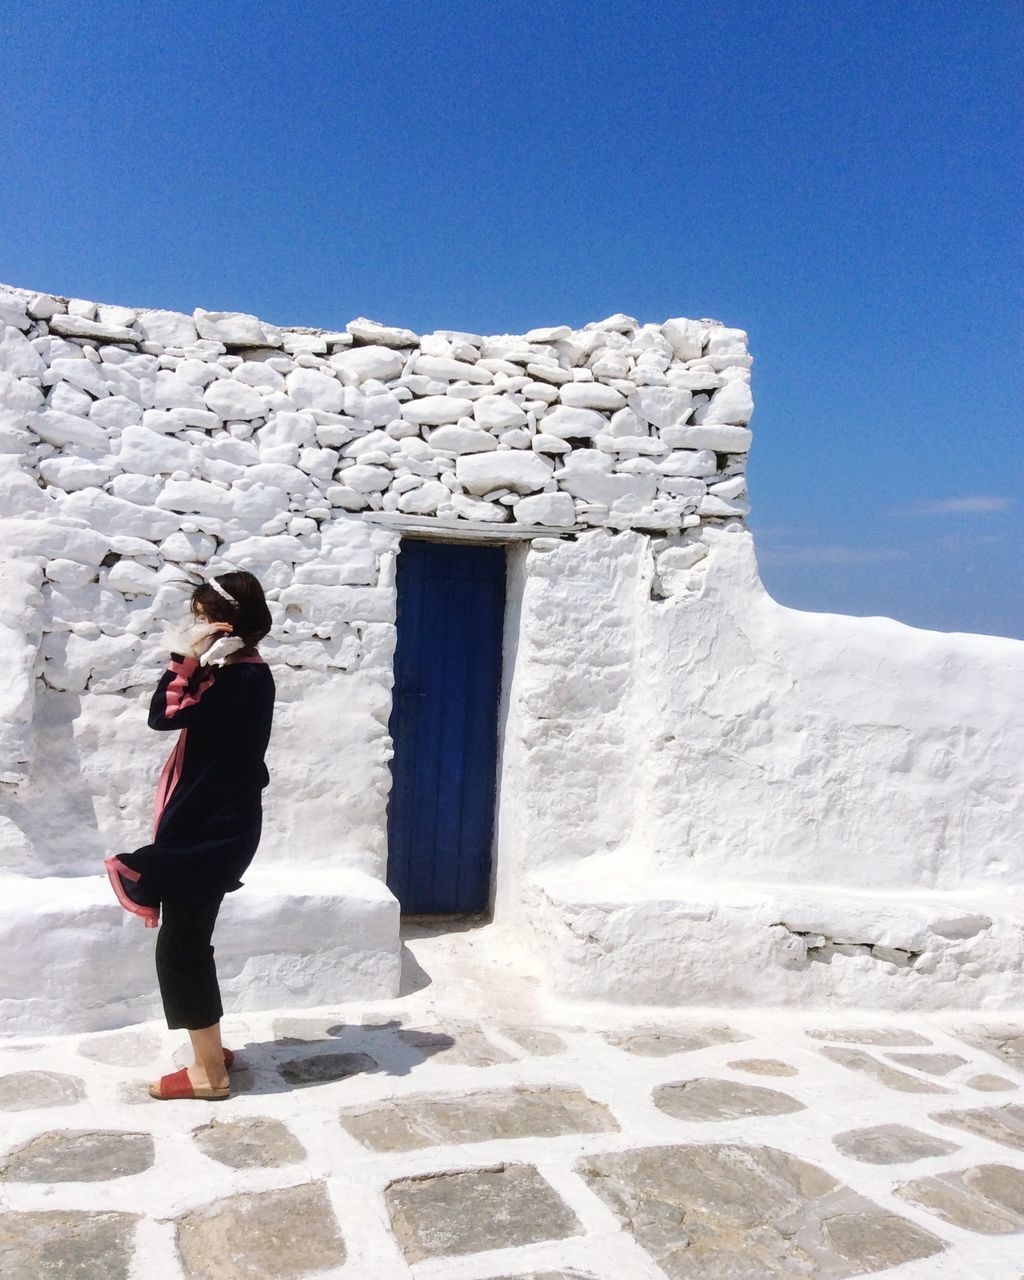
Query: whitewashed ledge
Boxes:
[
  {"xmin": 360, "ymin": 512, "xmax": 587, "ymax": 540},
  {"xmin": 0, "ymin": 868, "xmax": 400, "ymax": 1036}
]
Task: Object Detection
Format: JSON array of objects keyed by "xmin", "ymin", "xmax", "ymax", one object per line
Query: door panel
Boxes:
[{"xmin": 386, "ymin": 539, "xmax": 507, "ymax": 913}]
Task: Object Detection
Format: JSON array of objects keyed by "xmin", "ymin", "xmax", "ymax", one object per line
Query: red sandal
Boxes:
[{"xmin": 149, "ymin": 1066, "xmax": 230, "ymax": 1101}]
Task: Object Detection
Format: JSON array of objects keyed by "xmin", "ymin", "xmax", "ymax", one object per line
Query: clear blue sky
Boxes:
[{"xmin": 2, "ymin": 2, "xmax": 1020, "ymax": 637}]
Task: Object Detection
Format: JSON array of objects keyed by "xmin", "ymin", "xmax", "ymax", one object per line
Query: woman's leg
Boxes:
[
  {"xmin": 154, "ymin": 890, "xmax": 230, "ymax": 1088},
  {"xmin": 187, "ymin": 1022, "xmax": 229, "ymax": 1088}
]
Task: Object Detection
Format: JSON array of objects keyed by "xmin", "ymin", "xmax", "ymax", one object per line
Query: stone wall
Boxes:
[{"xmin": 1, "ymin": 281, "xmax": 1022, "ymax": 1027}]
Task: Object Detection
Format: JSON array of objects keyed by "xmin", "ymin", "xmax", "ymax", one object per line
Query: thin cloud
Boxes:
[
  {"xmin": 888, "ymin": 496, "xmax": 1012, "ymax": 516},
  {"xmin": 756, "ymin": 544, "xmax": 908, "ymax": 565}
]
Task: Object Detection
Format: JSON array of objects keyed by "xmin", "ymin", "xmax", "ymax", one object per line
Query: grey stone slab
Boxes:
[
  {"xmin": 930, "ymin": 1103, "xmax": 1024, "ymax": 1152},
  {"xmin": 276, "ymin": 1051, "xmax": 378, "ymax": 1086},
  {"xmin": 577, "ymin": 1142, "xmax": 945, "ymax": 1278},
  {"xmin": 0, "ymin": 1209, "xmax": 139, "ymax": 1280},
  {"xmin": 806, "ymin": 1027, "xmax": 932, "ymax": 1047},
  {"xmin": 191, "ymin": 1116, "xmax": 307, "ymax": 1169},
  {"xmin": 495, "ymin": 1026, "xmax": 568, "ymax": 1056},
  {"xmin": 494, "ymin": 1272, "xmax": 597, "ymax": 1280},
  {"xmin": 953, "ymin": 1023, "xmax": 1024, "ymax": 1075},
  {"xmin": 75, "ymin": 1028, "xmax": 163, "ymax": 1067},
  {"xmin": 968, "ymin": 1074, "xmax": 1020, "ymax": 1092},
  {"xmin": 832, "ymin": 1124, "xmax": 960, "ymax": 1165},
  {"xmin": 885, "ymin": 1052, "xmax": 968, "ymax": 1076},
  {"xmin": 0, "ymin": 1070, "xmax": 86, "ymax": 1110},
  {"xmin": 653, "ymin": 1077, "xmax": 805, "ymax": 1122},
  {"xmin": 385, "ymin": 1162, "xmax": 582, "ymax": 1262},
  {"xmin": 606, "ymin": 1024, "xmax": 749, "ymax": 1057},
  {"xmin": 176, "ymin": 1180, "xmax": 345, "ymax": 1279},
  {"xmin": 894, "ymin": 1163, "xmax": 1024, "ymax": 1233},
  {"xmin": 339, "ymin": 1084, "xmax": 619, "ymax": 1151},
  {"xmin": 271, "ymin": 1016, "xmax": 348, "ymax": 1044},
  {"xmin": 727, "ymin": 1058, "xmax": 799, "ymax": 1077},
  {"xmin": 395, "ymin": 1022, "xmax": 516, "ymax": 1065},
  {"xmin": 820, "ymin": 1047, "xmax": 952, "ymax": 1094},
  {"xmin": 2, "ymin": 1130, "xmax": 154, "ymax": 1182}
]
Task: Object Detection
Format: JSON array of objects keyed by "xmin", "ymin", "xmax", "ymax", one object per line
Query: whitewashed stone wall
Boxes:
[{"xmin": 0, "ymin": 281, "xmax": 1021, "ymax": 1032}]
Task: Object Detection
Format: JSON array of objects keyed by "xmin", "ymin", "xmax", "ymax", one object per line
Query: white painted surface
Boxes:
[{"xmin": 0, "ymin": 282, "xmax": 1021, "ymax": 1030}]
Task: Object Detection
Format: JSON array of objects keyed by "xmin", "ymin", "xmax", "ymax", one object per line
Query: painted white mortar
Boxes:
[{"xmin": 0, "ymin": 282, "xmax": 1020, "ymax": 1033}]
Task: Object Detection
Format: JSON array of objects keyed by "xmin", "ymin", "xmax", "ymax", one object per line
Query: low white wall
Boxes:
[{"xmin": 1, "ymin": 279, "xmax": 1020, "ymax": 1022}]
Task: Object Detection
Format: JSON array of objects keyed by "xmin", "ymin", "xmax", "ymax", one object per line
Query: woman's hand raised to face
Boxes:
[{"xmin": 185, "ymin": 621, "xmax": 234, "ymax": 657}]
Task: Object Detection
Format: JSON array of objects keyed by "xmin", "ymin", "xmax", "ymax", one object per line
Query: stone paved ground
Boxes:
[{"xmin": 1, "ymin": 920, "xmax": 1023, "ymax": 1279}]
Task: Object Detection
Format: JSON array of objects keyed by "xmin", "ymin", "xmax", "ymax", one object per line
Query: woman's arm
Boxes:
[{"xmin": 147, "ymin": 653, "xmax": 220, "ymax": 730}]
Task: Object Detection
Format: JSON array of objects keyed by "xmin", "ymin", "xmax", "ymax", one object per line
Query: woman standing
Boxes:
[{"xmin": 105, "ymin": 570, "xmax": 276, "ymax": 1101}]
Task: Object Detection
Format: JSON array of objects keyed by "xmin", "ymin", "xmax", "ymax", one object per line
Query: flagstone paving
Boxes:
[{"xmin": 0, "ymin": 921, "xmax": 1023, "ymax": 1279}]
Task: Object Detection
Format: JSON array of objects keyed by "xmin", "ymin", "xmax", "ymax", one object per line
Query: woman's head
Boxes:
[{"xmin": 190, "ymin": 571, "xmax": 272, "ymax": 655}]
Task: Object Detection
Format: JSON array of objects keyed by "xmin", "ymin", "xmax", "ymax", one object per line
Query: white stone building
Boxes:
[{"xmin": 0, "ymin": 283, "xmax": 1021, "ymax": 1035}]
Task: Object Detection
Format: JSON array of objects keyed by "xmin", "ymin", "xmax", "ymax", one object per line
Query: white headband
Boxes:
[{"xmin": 208, "ymin": 577, "xmax": 238, "ymax": 605}]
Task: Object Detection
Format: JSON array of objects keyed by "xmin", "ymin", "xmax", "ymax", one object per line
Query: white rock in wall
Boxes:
[
  {"xmin": 44, "ymin": 558, "xmax": 96, "ymax": 586},
  {"xmin": 158, "ymin": 530, "xmax": 217, "ymax": 562},
  {"xmin": 329, "ymin": 346, "xmax": 405, "ymax": 383},
  {"xmin": 136, "ymin": 310, "xmax": 199, "ymax": 346},
  {"xmin": 89, "ymin": 396, "xmax": 143, "ymax": 431},
  {"xmin": 552, "ymin": 451, "xmax": 658, "ymax": 508},
  {"xmin": 693, "ymin": 378, "xmax": 754, "ymax": 426},
  {"xmin": 0, "ymin": 326, "xmax": 47, "ymax": 378},
  {"xmin": 627, "ymin": 387, "xmax": 694, "ymax": 429},
  {"xmin": 110, "ymin": 474, "xmax": 164, "ymax": 505},
  {"xmin": 449, "ymin": 492, "xmax": 509, "ymax": 522},
  {"xmin": 658, "ymin": 449, "xmax": 718, "ymax": 478},
  {"xmin": 513, "ymin": 491, "xmax": 576, "ymax": 526},
  {"xmin": 48, "ymin": 314, "xmax": 139, "ymax": 343},
  {"xmin": 48, "ymin": 381, "xmax": 93, "ymax": 416},
  {"xmin": 28, "ymin": 410, "xmax": 110, "ymax": 452},
  {"xmin": 413, "ymin": 355, "xmax": 492, "ymax": 384},
  {"xmin": 0, "ymin": 515, "xmax": 107, "ymax": 565},
  {"xmin": 342, "ymin": 464, "xmax": 393, "ymax": 493},
  {"xmin": 106, "ymin": 560, "xmax": 160, "ymax": 595},
  {"xmin": 0, "ymin": 456, "xmax": 51, "ymax": 516},
  {"xmin": 455, "ymin": 451, "xmax": 554, "ymax": 495},
  {"xmin": 194, "ymin": 309, "xmax": 282, "ymax": 347},
  {"xmin": 0, "ymin": 371, "xmax": 43, "ymax": 452},
  {"xmin": 39, "ymin": 456, "xmax": 117, "ymax": 491},
  {"xmin": 96, "ymin": 303, "xmax": 139, "ymax": 328},
  {"xmin": 472, "ymin": 396, "xmax": 530, "ymax": 431},
  {"xmin": 660, "ymin": 317, "xmax": 704, "ymax": 359},
  {"xmin": 699, "ymin": 493, "xmax": 750, "ymax": 516},
  {"xmin": 203, "ymin": 379, "xmax": 267, "ymax": 421},
  {"xmin": 661, "ymin": 424, "xmax": 752, "ymax": 453},
  {"xmin": 151, "ymin": 372, "xmax": 205, "ymax": 412},
  {"xmin": 657, "ymin": 476, "xmax": 707, "ymax": 498},
  {"xmin": 346, "ymin": 317, "xmax": 419, "ymax": 347},
  {"xmin": 397, "ymin": 480, "xmax": 449, "ymax": 514},
  {"xmin": 538, "ymin": 405, "xmax": 607, "ymax": 440},
  {"xmin": 285, "ymin": 368, "xmax": 346, "ymax": 413},
  {"xmin": 426, "ymin": 425, "xmax": 498, "ymax": 454},
  {"xmin": 558, "ymin": 383, "xmax": 627, "ymax": 411},
  {"xmin": 0, "ymin": 291, "xmax": 29, "ymax": 328},
  {"xmin": 708, "ymin": 475, "xmax": 747, "ymax": 500},
  {"xmin": 118, "ymin": 424, "xmax": 194, "ymax": 473},
  {"xmin": 399, "ymin": 395, "xmax": 475, "ymax": 426},
  {"xmin": 705, "ymin": 325, "xmax": 748, "ymax": 356},
  {"xmin": 531, "ymin": 433, "xmax": 570, "ymax": 454},
  {"xmin": 60, "ymin": 489, "xmax": 181, "ymax": 540}
]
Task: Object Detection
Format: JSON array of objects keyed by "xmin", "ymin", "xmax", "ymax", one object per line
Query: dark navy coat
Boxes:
[{"xmin": 118, "ymin": 651, "xmax": 275, "ymax": 901}]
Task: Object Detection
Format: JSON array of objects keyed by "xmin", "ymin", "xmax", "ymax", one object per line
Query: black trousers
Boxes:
[{"xmin": 155, "ymin": 890, "xmax": 227, "ymax": 1030}]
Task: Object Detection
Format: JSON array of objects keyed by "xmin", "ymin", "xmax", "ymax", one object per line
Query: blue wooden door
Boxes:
[{"xmin": 386, "ymin": 538, "xmax": 507, "ymax": 913}]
